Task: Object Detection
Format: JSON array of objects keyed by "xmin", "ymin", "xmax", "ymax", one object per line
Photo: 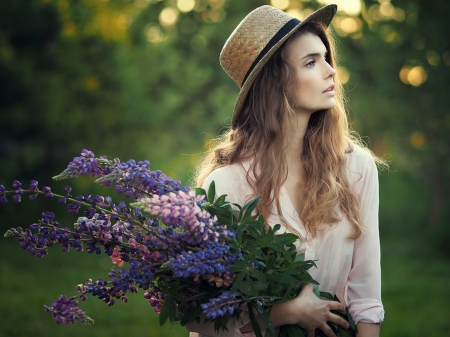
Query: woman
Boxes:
[{"xmin": 187, "ymin": 4, "xmax": 384, "ymax": 337}]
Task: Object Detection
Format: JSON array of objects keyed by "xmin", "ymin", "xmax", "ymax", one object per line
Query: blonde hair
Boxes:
[{"xmin": 194, "ymin": 22, "xmax": 385, "ymax": 239}]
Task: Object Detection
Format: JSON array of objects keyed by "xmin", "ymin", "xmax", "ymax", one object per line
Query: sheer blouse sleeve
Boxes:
[{"xmin": 347, "ymin": 154, "xmax": 385, "ymax": 324}]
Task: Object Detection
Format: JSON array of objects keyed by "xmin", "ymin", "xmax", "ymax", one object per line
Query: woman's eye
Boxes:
[{"xmin": 306, "ymin": 60, "xmax": 315, "ymax": 68}]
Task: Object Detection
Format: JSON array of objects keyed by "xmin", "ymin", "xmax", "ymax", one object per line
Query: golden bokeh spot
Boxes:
[
  {"xmin": 117, "ymin": 14, "xmax": 133, "ymax": 30},
  {"xmin": 379, "ymin": 2, "xmax": 395, "ymax": 18},
  {"xmin": 62, "ymin": 22, "xmax": 76, "ymax": 37},
  {"xmin": 399, "ymin": 66, "xmax": 411, "ymax": 84},
  {"xmin": 443, "ymin": 51, "xmax": 450, "ymax": 66},
  {"xmin": 426, "ymin": 51, "xmax": 440, "ymax": 66},
  {"xmin": 145, "ymin": 25, "xmax": 163, "ymax": 43},
  {"xmin": 337, "ymin": 66, "xmax": 350, "ymax": 84},
  {"xmin": 209, "ymin": 8, "xmax": 226, "ymax": 22},
  {"xmin": 380, "ymin": 25, "xmax": 399, "ymax": 43},
  {"xmin": 159, "ymin": 7, "xmax": 179, "ymax": 27},
  {"xmin": 208, "ymin": 0, "xmax": 225, "ymax": 9},
  {"xmin": 407, "ymin": 66, "xmax": 427, "ymax": 86},
  {"xmin": 340, "ymin": 0, "xmax": 362, "ymax": 16},
  {"xmin": 177, "ymin": 0, "xmax": 196, "ymax": 13},
  {"xmin": 270, "ymin": 0, "xmax": 289, "ymax": 10},
  {"xmin": 340, "ymin": 17, "xmax": 361, "ymax": 34},
  {"xmin": 351, "ymin": 31, "xmax": 363, "ymax": 39},
  {"xmin": 393, "ymin": 8, "xmax": 405, "ymax": 21},
  {"xmin": 410, "ymin": 132, "xmax": 425, "ymax": 148},
  {"xmin": 368, "ymin": 5, "xmax": 382, "ymax": 21},
  {"xmin": 85, "ymin": 77, "xmax": 99, "ymax": 91},
  {"xmin": 135, "ymin": 0, "xmax": 152, "ymax": 9},
  {"xmin": 202, "ymin": 11, "xmax": 211, "ymax": 22},
  {"xmin": 286, "ymin": 8, "xmax": 303, "ymax": 20},
  {"xmin": 317, "ymin": 0, "xmax": 362, "ymax": 16}
]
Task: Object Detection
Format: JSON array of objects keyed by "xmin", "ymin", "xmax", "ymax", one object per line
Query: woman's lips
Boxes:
[{"xmin": 323, "ymin": 84, "xmax": 335, "ymax": 94}]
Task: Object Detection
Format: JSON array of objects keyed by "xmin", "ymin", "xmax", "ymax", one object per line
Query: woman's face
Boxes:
[{"xmin": 286, "ymin": 32, "xmax": 336, "ymax": 115}]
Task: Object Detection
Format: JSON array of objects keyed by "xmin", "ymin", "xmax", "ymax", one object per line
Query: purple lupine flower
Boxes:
[
  {"xmin": 53, "ymin": 150, "xmax": 104, "ymax": 180},
  {"xmin": 29, "ymin": 180, "xmax": 38, "ymax": 190},
  {"xmin": 44, "ymin": 295, "xmax": 94, "ymax": 325},
  {"xmin": 201, "ymin": 292, "xmax": 240, "ymax": 319},
  {"xmin": 12, "ymin": 180, "xmax": 21, "ymax": 189}
]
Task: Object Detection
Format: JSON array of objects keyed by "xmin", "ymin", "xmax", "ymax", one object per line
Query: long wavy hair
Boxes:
[{"xmin": 195, "ymin": 22, "xmax": 381, "ymax": 239}]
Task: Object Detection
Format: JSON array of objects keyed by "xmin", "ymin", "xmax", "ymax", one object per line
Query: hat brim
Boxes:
[{"xmin": 231, "ymin": 4, "xmax": 337, "ymax": 128}]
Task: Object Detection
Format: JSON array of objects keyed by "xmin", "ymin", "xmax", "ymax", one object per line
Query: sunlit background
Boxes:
[{"xmin": 0, "ymin": 0, "xmax": 449, "ymax": 336}]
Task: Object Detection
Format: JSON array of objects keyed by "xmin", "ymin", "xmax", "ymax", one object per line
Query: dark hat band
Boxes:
[{"xmin": 241, "ymin": 18, "xmax": 301, "ymax": 87}]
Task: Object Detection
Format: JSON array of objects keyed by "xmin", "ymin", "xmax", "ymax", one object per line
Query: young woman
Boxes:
[{"xmin": 187, "ymin": 4, "xmax": 384, "ymax": 337}]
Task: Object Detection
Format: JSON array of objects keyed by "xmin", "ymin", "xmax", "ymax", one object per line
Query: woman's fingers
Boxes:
[
  {"xmin": 327, "ymin": 300, "xmax": 346, "ymax": 312},
  {"xmin": 319, "ymin": 324, "xmax": 338, "ymax": 337},
  {"xmin": 306, "ymin": 329, "xmax": 316, "ymax": 337},
  {"xmin": 327, "ymin": 312, "xmax": 350, "ymax": 330}
]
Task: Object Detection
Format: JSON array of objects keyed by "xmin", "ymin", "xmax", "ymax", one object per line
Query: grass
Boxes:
[{"xmin": 1, "ymin": 234, "xmax": 449, "ymax": 337}]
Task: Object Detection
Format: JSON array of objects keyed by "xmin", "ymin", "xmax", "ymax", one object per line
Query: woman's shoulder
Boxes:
[
  {"xmin": 345, "ymin": 143, "xmax": 377, "ymax": 180},
  {"xmin": 202, "ymin": 162, "xmax": 254, "ymax": 205}
]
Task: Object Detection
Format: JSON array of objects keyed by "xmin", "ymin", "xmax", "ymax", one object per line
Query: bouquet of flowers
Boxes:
[{"xmin": 2, "ymin": 150, "xmax": 357, "ymax": 337}]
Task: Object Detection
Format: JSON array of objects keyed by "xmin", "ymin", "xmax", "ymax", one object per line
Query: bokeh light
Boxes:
[
  {"xmin": 337, "ymin": 66, "xmax": 350, "ymax": 84},
  {"xmin": 209, "ymin": 8, "xmax": 226, "ymax": 22},
  {"xmin": 286, "ymin": 8, "xmax": 303, "ymax": 19},
  {"xmin": 270, "ymin": 0, "xmax": 289, "ymax": 10},
  {"xmin": 380, "ymin": 25, "xmax": 399, "ymax": 43},
  {"xmin": 393, "ymin": 8, "xmax": 405, "ymax": 21},
  {"xmin": 399, "ymin": 66, "xmax": 411, "ymax": 84},
  {"xmin": 177, "ymin": 0, "xmax": 195, "ymax": 13},
  {"xmin": 443, "ymin": 51, "xmax": 450, "ymax": 66},
  {"xmin": 117, "ymin": 14, "xmax": 133, "ymax": 30},
  {"xmin": 145, "ymin": 25, "xmax": 163, "ymax": 43},
  {"xmin": 400, "ymin": 65, "xmax": 427, "ymax": 86},
  {"xmin": 426, "ymin": 51, "xmax": 440, "ymax": 66},
  {"xmin": 85, "ymin": 76, "xmax": 99, "ymax": 91},
  {"xmin": 379, "ymin": 2, "xmax": 395, "ymax": 18},
  {"xmin": 159, "ymin": 7, "xmax": 179, "ymax": 27},
  {"xmin": 208, "ymin": 0, "xmax": 225, "ymax": 9},
  {"xmin": 317, "ymin": 0, "xmax": 362, "ymax": 16},
  {"xmin": 410, "ymin": 132, "xmax": 425, "ymax": 148}
]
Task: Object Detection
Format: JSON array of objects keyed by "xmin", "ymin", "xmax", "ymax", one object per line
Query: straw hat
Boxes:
[{"xmin": 219, "ymin": 4, "xmax": 337, "ymax": 129}]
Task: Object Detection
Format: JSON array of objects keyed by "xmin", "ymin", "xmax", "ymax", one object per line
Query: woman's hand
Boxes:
[{"xmin": 270, "ymin": 283, "xmax": 350, "ymax": 337}]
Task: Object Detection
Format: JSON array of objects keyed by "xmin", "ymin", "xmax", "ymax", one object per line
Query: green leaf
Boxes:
[
  {"xmin": 195, "ymin": 187, "xmax": 207, "ymax": 197},
  {"xmin": 239, "ymin": 196, "xmax": 261, "ymax": 222},
  {"xmin": 207, "ymin": 180, "xmax": 216, "ymax": 203},
  {"xmin": 254, "ymin": 303, "xmax": 274, "ymax": 332},
  {"xmin": 250, "ymin": 269, "xmax": 267, "ymax": 283},
  {"xmin": 273, "ymin": 273, "xmax": 298, "ymax": 284},
  {"xmin": 248, "ymin": 303, "xmax": 263, "ymax": 337},
  {"xmin": 231, "ymin": 271, "xmax": 246, "ymax": 292},
  {"xmin": 294, "ymin": 253, "xmax": 305, "ymax": 262},
  {"xmin": 159, "ymin": 295, "xmax": 177, "ymax": 327},
  {"xmin": 313, "ymin": 285, "xmax": 321, "ymax": 297},
  {"xmin": 279, "ymin": 325, "xmax": 306, "ymax": 337},
  {"xmin": 347, "ymin": 308, "xmax": 358, "ymax": 333}
]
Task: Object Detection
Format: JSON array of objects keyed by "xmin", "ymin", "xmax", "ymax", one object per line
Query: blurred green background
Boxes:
[{"xmin": 0, "ymin": 0, "xmax": 449, "ymax": 336}]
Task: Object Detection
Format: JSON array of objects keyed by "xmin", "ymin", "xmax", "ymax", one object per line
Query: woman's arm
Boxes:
[
  {"xmin": 356, "ymin": 322, "xmax": 380, "ymax": 337},
  {"xmin": 346, "ymin": 154, "xmax": 384, "ymax": 325}
]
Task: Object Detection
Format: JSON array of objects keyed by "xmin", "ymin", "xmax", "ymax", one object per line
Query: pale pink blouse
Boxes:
[{"xmin": 187, "ymin": 145, "xmax": 384, "ymax": 337}]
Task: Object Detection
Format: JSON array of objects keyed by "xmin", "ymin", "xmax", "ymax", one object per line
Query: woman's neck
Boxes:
[{"xmin": 285, "ymin": 112, "xmax": 312, "ymax": 163}]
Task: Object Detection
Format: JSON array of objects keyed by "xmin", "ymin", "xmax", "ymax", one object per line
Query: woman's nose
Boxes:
[{"xmin": 327, "ymin": 63, "xmax": 336, "ymax": 78}]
